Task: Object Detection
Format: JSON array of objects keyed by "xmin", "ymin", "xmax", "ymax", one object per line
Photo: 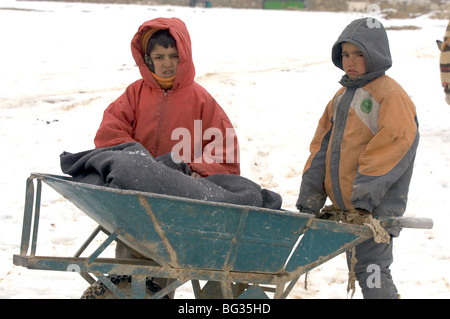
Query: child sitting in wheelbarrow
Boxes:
[
  {"xmin": 92, "ymin": 17, "xmax": 241, "ymax": 298},
  {"xmin": 94, "ymin": 17, "xmax": 240, "ymax": 178}
]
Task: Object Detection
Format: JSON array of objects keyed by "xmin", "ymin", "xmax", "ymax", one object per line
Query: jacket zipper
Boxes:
[{"xmin": 155, "ymin": 90, "xmax": 169, "ymax": 154}]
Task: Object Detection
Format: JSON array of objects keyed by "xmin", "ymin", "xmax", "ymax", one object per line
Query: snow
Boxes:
[{"xmin": 1, "ymin": 0, "xmax": 449, "ymax": 299}]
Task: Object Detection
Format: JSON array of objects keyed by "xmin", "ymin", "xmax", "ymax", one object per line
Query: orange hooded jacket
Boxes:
[
  {"xmin": 94, "ymin": 18, "xmax": 240, "ymax": 177},
  {"xmin": 297, "ymin": 19, "xmax": 419, "ymax": 226}
]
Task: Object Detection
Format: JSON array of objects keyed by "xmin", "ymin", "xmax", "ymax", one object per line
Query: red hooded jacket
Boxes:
[{"xmin": 94, "ymin": 18, "xmax": 240, "ymax": 177}]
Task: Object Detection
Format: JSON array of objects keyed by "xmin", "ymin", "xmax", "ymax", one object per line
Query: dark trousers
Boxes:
[{"xmin": 346, "ymin": 237, "xmax": 399, "ymax": 299}]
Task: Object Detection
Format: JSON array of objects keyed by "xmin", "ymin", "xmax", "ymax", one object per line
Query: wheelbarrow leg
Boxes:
[
  {"xmin": 19, "ymin": 176, "xmax": 41, "ymax": 257},
  {"xmin": 131, "ymin": 275, "xmax": 147, "ymax": 299},
  {"xmin": 274, "ymin": 275, "xmax": 301, "ymax": 299},
  {"xmin": 192, "ymin": 280, "xmax": 201, "ymax": 298},
  {"xmin": 220, "ymin": 281, "xmax": 233, "ymax": 299}
]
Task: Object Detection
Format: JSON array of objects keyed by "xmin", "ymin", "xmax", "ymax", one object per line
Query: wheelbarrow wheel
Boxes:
[{"xmin": 80, "ymin": 275, "xmax": 168, "ymax": 299}]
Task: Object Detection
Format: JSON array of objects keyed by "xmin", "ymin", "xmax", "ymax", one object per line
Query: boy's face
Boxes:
[
  {"xmin": 150, "ymin": 44, "xmax": 179, "ymax": 78},
  {"xmin": 341, "ymin": 42, "xmax": 367, "ymax": 79}
]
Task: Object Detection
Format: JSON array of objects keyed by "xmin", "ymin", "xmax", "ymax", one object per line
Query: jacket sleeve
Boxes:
[
  {"xmin": 296, "ymin": 101, "xmax": 334, "ymax": 214},
  {"xmin": 94, "ymin": 83, "xmax": 138, "ymax": 148},
  {"xmin": 351, "ymin": 89, "xmax": 419, "ymax": 214}
]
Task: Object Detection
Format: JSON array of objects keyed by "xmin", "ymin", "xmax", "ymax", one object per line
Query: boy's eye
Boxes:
[
  {"xmin": 342, "ymin": 52, "xmax": 364, "ymax": 58},
  {"xmin": 151, "ymin": 55, "xmax": 178, "ymax": 60}
]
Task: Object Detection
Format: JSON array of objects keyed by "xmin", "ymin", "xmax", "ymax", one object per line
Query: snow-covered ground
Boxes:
[{"xmin": 1, "ymin": 0, "xmax": 449, "ymax": 299}]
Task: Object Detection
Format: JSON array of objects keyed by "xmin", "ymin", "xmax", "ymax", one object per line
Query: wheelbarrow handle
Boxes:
[{"xmin": 380, "ymin": 217, "xmax": 433, "ymax": 230}]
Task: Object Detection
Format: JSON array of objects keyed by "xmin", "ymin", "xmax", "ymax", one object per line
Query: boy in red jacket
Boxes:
[
  {"xmin": 94, "ymin": 17, "xmax": 240, "ymax": 296},
  {"xmin": 94, "ymin": 17, "xmax": 240, "ymax": 178}
]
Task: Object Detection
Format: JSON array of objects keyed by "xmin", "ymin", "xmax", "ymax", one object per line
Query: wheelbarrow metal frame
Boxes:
[{"xmin": 13, "ymin": 173, "xmax": 433, "ymax": 299}]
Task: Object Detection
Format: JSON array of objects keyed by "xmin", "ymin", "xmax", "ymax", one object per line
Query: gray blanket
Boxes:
[{"xmin": 60, "ymin": 142, "xmax": 282, "ymax": 209}]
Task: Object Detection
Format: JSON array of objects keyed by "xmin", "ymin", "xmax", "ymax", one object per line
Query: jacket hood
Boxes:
[
  {"xmin": 131, "ymin": 17, "xmax": 195, "ymax": 90},
  {"xmin": 332, "ymin": 18, "xmax": 392, "ymax": 81}
]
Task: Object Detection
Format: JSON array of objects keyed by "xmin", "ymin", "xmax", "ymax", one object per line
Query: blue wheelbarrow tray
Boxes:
[{"xmin": 13, "ymin": 173, "xmax": 433, "ymax": 299}]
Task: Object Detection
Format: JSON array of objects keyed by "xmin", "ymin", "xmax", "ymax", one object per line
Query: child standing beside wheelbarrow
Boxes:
[{"xmin": 296, "ymin": 18, "xmax": 419, "ymax": 298}]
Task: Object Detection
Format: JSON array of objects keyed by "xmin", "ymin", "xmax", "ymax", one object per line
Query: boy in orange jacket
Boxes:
[{"xmin": 296, "ymin": 18, "xmax": 419, "ymax": 298}]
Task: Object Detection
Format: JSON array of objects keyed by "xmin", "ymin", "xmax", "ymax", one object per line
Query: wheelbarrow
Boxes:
[{"xmin": 13, "ymin": 173, "xmax": 433, "ymax": 299}]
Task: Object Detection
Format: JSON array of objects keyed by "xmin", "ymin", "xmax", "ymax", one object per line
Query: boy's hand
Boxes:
[
  {"xmin": 191, "ymin": 172, "xmax": 203, "ymax": 178},
  {"xmin": 356, "ymin": 208, "xmax": 371, "ymax": 215}
]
